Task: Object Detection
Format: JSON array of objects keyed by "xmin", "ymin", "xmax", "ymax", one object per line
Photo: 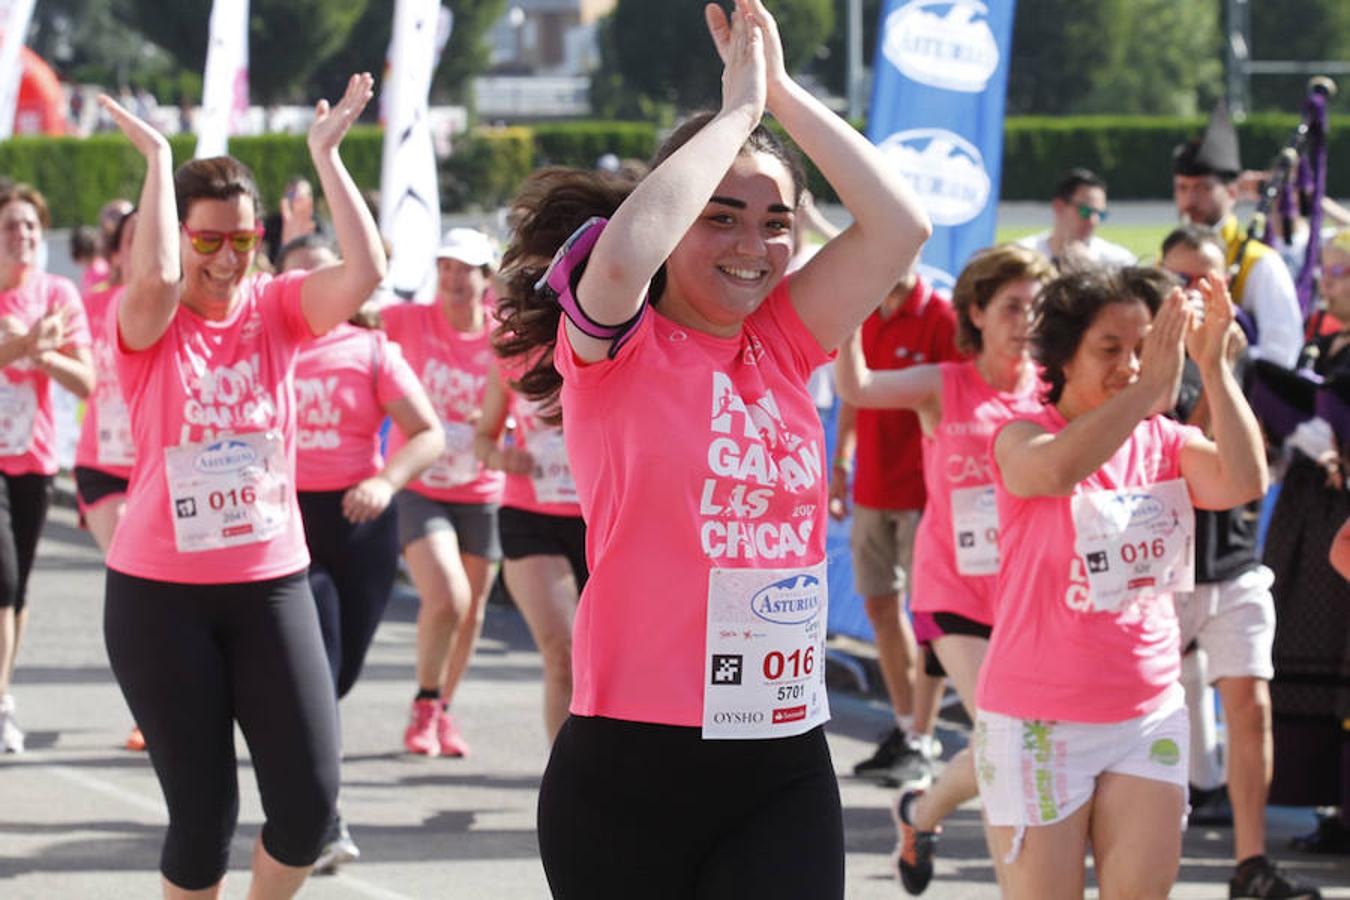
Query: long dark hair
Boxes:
[{"xmin": 493, "ymin": 112, "xmax": 805, "ymax": 424}]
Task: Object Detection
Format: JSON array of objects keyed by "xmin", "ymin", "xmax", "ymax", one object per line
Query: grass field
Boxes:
[{"xmin": 994, "ymin": 223, "xmax": 1172, "ymax": 262}]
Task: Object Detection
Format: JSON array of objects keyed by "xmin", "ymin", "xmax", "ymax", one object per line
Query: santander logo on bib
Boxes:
[
  {"xmin": 878, "ymin": 129, "xmax": 992, "ymax": 226},
  {"xmin": 884, "ymin": 0, "xmax": 1000, "ymax": 94}
]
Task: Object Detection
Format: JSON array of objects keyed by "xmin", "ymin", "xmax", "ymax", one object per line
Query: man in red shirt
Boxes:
[{"xmin": 831, "ymin": 269, "xmax": 962, "ymax": 785}]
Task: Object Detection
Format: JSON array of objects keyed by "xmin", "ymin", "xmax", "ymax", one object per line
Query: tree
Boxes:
[
  {"xmin": 591, "ymin": 0, "xmax": 834, "ymax": 118},
  {"xmin": 309, "ymin": 0, "xmax": 507, "ymax": 109},
  {"xmin": 1247, "ymin": 0, "xmax": 1350, "ymax": 114},
  {"xmin": 119, "ymin": 0, "xmax": 370, "ymax": 104}
]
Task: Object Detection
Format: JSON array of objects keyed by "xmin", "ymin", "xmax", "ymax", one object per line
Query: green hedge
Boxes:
[{"xmin": 5, "ymin": 115, "xmax": 1346, "ymax": 227}]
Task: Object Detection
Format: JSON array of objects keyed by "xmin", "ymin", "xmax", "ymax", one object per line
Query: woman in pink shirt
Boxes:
[
  {"xmin": 833, "ymin": 243, "xmax": 1051, "ymax": 894},
  {"xmin": 977, "ymin": 267, "xmax": 1267, "ymax": 898},
  {"xmin": 474, "ymin": 359, "xmax": 587, "ymax": 743},
  {"xmin": 382, "ymin": 227, "xmax": 505, "ymax": 759},
  {"xmin": 97, "ymin": 74, "xmax": 385, "ymax": 899},
  {"xmin": 281, "ymin": 237, "xmax": 443, "ymax": 870},
  {"xmin": 0, "ymin": 182, "xmax": 95, "ymax": 755},
  {"xmin": 495, "ymin": 2, "xmax": 930, "ymax": 896}
]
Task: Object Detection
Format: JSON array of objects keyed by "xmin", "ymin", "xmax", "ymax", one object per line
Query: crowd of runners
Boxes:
[{"xmin": 1, "ymin": 1, "xmax": 1349, "ymax": 898}]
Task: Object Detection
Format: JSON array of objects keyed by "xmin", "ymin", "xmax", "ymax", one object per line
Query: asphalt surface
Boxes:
[{"xmin": 1, "ymin": 497, "xmax": 1348, "ymax": 898}]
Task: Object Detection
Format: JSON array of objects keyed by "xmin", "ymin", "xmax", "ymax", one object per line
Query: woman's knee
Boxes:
[{"xmin": 259, "ymin": 774, "xmax": 338, "ymax": 867}]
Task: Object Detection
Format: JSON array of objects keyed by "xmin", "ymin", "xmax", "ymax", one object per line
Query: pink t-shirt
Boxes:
[
  {"xmin": 105, "ymin": 271, "xmax": 316, "ymax": 584},
  {"xmin": 0, "ymin": 271, "xmax": 91, "ymax": 476},
  {"xmin": 911, "ymin": 361, "xmax": 1041, "ymax": 624},
  {"xmin": 557, "ymin": 281, "xmax": 831, "ymax": 727},
  {"xmin": 498, "ymin": 358, "xmax": 582, "ymax": 519},
  {"xmin": 75, "ymin": 285, "xmax": 134, "ymax": 478},
  {"xmin": 294, "ymin": 324, "xmax": 423, "ymax": 492},
  {"xmin": 976, "ymin": 404, "xmax": 1201, "ymax": 723},
  {"xmin": 382, "ymin": 303, "xmax": 504, "ymax": 504}
]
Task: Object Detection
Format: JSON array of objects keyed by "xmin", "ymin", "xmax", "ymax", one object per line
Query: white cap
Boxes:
[{"xmin": 435, "ymin": 227, "xmax": 495, "ymax": 268}]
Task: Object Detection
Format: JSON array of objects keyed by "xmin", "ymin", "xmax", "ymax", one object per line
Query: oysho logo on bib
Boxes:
[
  {"xmin": 750, "ymin": 573, "xmax": 822, "ymax": 625},
  {"xmin": 884, "ymin": 0, "xmax": 1000, "ymax": 93},
  {"xmin": 879, "ymin": 129, "xmax": 992, "ymax": 226},
  {"xmin": 194, "ymin": 438, "xmax": 258, "ymax": 474}
]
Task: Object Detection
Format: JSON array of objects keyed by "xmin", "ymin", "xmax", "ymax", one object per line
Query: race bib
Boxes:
[
  {"xmin": 0, "ymin": 380, "xmax": 37, "ymax": 456},
  {"xmin": 528, "ymin": 428, "xmax": 577, "ymax": 504},
  {"xmin": 420, "ymin": 420, "xmax": 479, "ymax": 490},
  {"xmin": 1071, "ymin": 478, "xmax": 1195, "ymax": 612},
  {"xmin": 950, "ymin": 484, "xmax": 999, "ymax": 576},
  {"xmin": 703, "ymin": 563, "xmax": 829, "ymax": 740},
  {"xmin": 164, "ymin": 431, "xmax": 290, "ymax": 553},
  {"xmin": 95, "ymin": 393, "xmax": 135, "ymax": 467}
]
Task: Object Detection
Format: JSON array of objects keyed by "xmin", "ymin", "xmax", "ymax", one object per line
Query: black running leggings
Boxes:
[
  {"xmin": 298, "ymin": 490, "xmax": 399, "ymax": 698},
  {"xmin": 0, "ymin": 474, "xmax": 51, "ymax": 613},
  {"xmin": 537, "ymin": 717, "xmax": 844, "ymax": 899},
  {"xmin": 104, "ymin": 569, "xmax": 340, "ymax": 890}
]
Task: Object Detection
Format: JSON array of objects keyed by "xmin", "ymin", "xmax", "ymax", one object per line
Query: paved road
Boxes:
[{"xmin": 2, "ymin": 499, "xmax": 1348, "ymax": 898}]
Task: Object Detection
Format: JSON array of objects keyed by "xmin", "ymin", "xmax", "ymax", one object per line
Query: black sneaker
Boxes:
[
  {"xmin": 853, "ymin": 728, "xmax": 934, "ymax": 788},
  {"xmin": 1229, "ymin": 855, "xmax": 1321, "ymax": 899},
  {"xmin": 893, "ymin": 789, "xmax": 940, "ymax": 895}
]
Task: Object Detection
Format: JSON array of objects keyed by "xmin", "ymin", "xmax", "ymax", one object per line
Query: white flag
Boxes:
[
  {"xmin": 0, "ymin": 0, "xmax": 36, "ymax": 139},
  {"xmin": 380, "ymin": 0, "xmax": 451, "ymax": 302},
  {"xmin": 196, "ymin": 0, "xmax": 250, "ymax": 159}
]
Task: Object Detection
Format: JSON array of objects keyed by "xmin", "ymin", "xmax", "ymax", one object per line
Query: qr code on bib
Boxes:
[{"xmin": 710, "ymin": 654, "xmax": 742, "ymax": 686}]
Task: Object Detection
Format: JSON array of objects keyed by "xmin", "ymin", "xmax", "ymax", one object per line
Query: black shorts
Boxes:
[
  {"xmin": 74, "ymin": 465, "xmax": 129, "ymax": 511},
  {"xmin": 498, "ymin": 505, "xmax": 588, "ymax": 589},
  {"xmin": 923, "ymin": 612, "xmax": 993, "ymax": 677}
]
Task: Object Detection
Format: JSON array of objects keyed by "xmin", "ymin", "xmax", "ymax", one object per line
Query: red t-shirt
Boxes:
[{"xmin": 851, "ymin": 278, "xmax": 961, "ymax": 510}]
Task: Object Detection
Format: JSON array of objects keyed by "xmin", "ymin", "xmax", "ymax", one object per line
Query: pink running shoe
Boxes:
[
  {"xmin": 437, "ymin": 710, "xmax": 470, "ymax": 758},
  {"xmin": 404, "ymin": 698, "xmax": 441, "ymax": 756}
]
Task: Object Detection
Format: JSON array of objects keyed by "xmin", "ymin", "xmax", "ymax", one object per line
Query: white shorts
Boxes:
[
  {"xmin": 974, "ymin": 687, "xmax": 1189, "ymax": 860},
  {"xmin": 1174, "ymin": 565, "xmax": 1276, "ymax": 682}
]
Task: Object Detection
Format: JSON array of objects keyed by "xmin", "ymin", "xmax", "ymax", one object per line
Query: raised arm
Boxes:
[
  {"xmin": 98, "ymin": 95, "xmax": 182, "ymax": 351},
  {"xmin": 298, "ymin": 74, "xmax": 387, "ymax": 336},
  {"xmin": 731, "ymin": 0, "xmax": 930, "ymax": 350},
  {"xmin": 997, "ymin": 292, "xmax": 1189, "ymax": 498},
  {"xmin": 833, "ymin": 325, "xmax": 943, "ymax": 429},
  {"xmin": 1177, "ymin": 274, "xmax": 1269, "ymax": 509},
  {"xmin": 567, "ymin": 1, "xmax": 766, "ymax": 363}
]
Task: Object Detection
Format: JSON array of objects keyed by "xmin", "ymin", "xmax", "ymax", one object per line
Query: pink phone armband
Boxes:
[{"xmin": 535, "ymin": 216, "xmax": 646, "ymax": 358}]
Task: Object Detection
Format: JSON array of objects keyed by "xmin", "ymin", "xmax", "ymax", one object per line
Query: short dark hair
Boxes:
[
  {"xmin": 277, "ymin": 233, "xmax": 336, "ymax": 272},
  {"xmin": 173, "ymin": 156, "xmax": 263, "ymax": 223},
  {"xmin": 1033, "ymin": 267, "xmax": 1162, "ymax": 404},
  {"xmin": 1053, "ymin": 168, "xmax": 1107, "ymax": 203},
  {"xmin": 70, "ymin": 225, "xmax": 100, "ymax": 263},
  {"xmin": 1160, "ymin": 224, "xmax": 1226, "ymax": 262}
]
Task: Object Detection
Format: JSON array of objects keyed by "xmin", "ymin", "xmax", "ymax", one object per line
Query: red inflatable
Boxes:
[{"xmin": 12, "ymin": 45, "xmax": 66, "ymax": 136}]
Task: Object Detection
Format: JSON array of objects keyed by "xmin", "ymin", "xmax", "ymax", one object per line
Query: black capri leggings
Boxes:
[
  {"xmin": 0, "ymin": 473, "xmax": 51, "ymax": 613},
  {"xmin": 537, "ymin": 717, "xmax": 844, "ymax": 900},
  {"xmin": 104, "ymin": 569, "xmax": 340, "ymax": 890},
  {"xmin": 298, "ymin": 490, "xmax": 400, "ymax": 698}
]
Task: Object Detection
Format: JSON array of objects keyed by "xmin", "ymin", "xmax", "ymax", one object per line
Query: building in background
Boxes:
[{"xmin": 476, "ymin": 0, "xmax": 615, "ymax": 119}]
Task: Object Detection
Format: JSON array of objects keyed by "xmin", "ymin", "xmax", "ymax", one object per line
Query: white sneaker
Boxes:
[{"xmin": 0, "ymin": 693, "xmax": 25, "ymax": 754}]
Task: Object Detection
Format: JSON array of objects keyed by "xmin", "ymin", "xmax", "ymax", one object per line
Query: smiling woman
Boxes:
[{"xmin": 492, "ymin": 1, "xmax": 931, "ymax": 897}]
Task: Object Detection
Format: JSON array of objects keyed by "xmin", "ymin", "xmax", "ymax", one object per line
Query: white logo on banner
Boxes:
[
  {"xmin": 879, "ymin": 128, "xmax": 991, "ymax": 226},
  {"xmin": 884, "ymin": 0, "xmax": 999, "ymax": 94},
  {"xmin": 916, "ymin": 263, "xmax": 956, "ymax": 296}
]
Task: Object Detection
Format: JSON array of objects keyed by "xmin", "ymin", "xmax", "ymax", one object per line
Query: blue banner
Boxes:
[{"xmin": 866, "ymin": 0, "xmax": 1017, "ymax": 291}]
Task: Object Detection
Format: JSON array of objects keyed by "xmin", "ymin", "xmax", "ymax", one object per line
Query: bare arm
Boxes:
[
  {"xmin": 1177, "ymin": 274, "xmax": 1268, "ymax": 508},
  {"xmin": 341, "ymin": 388, "xmax": 443, "ymax": 524},
  {"xmin": 833, "ymin": 325, "xmax": 943, "ymax": 427},
  {"xmin": 997, "ymin": 292, "xmax": 1189, "ymax": 498},
  {"xmin": 98, "ymin": 96, "xmax": 181, "ymax": 351},
  {"xmin": 473, "ymin": 366, "xmax": 534, "ymax": 476},
  {"xmin": 1331, "ymin": 516, "xmax": 1350, "ymax": 581},
  {"xmin": 299, "ymin": 74, "xmax": 387, "ymax": 336},
  {"xmin": 828, "ymin": 401, "xmax": 857, "ymax": 520},
  {"xmin": 36, "ymin": 346, "xmax": 94, "ymax": 399}
]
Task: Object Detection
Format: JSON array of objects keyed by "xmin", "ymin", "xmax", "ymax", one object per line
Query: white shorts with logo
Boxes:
[
  {"xmin": 1174, "ymin": 565, "xmax": 1276, "ymax": 682},
  {"xmin": 974, "ymin": 686, "xmax": 1188, "ymax": 861}
]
